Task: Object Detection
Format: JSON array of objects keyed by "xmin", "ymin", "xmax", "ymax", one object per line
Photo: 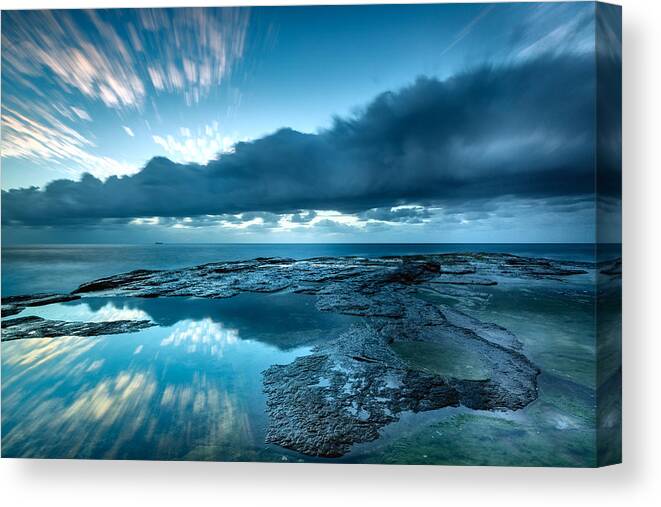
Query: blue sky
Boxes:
[{"xmin": 1, "ymin": 3, "xmax": 621, "ymax": 243}]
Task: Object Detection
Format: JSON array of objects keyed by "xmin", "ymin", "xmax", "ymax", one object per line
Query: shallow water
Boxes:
[{"xmin": 1, "ymin": 244, "xmax": 620, "ymax": 465}]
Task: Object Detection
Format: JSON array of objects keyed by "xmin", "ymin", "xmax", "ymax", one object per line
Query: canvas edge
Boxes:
[{"xmin": 595, "ymin": 0, "xmax": 622, "ymax": 468}]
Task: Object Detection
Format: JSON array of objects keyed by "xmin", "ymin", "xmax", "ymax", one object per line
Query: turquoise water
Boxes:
[{"xmin": 1, "ymin": 244, "xmax": 620, "ymax": 464}]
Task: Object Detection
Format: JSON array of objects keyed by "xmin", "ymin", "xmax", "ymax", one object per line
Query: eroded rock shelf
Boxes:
[{"xmin": 1, "ymin": 253, "xmax": 595, "ymax": 456}]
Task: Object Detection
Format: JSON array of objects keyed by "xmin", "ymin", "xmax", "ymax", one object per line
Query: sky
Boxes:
[{"xmin": 1, "ymin": 3, "xmax": 621, "ymax": 244}]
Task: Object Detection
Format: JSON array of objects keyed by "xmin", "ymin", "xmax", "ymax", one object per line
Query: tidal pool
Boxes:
[
  {"xmin": 1, "ymin": 293, "xmax": 356, "ymax": 461},
  {"xmin": 1, "ymin": 272, "xmax": 607, "ymax": 465}
]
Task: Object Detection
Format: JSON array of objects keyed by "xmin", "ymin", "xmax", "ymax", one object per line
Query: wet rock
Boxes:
[
  {"xmin": 263, "ymin": 325, "xmax": 459, "ymax": 457},
  {"xmin": 73, "ymin": 269, "xmax": 160, "ymax": 295},
  {"xmin": 381, "ymin": 260, "xmax": 441, "ymax": 285},
  {"xmin": 1, "ymin": 293, "xmax": 81, "ymax": 317},
  {"xmin": 439, "ymin": 306, "xmax": 523, "ymax": 350},
  {"xmin": 7, "ymin": 252, "xmax": 585, "ymax": 456},
  {"xmin": 2, "ymin": 305, "xmax": 22, "ymax": 317},
  {"xmin": 262, "ymin": 291, "xmax": 539, "ymax": 457},
  {"xmin": 263, "ymin": 315, "xmax": 539, "ymax": 457},
  {"xmin": 498, "ymin": 255, "xmax": 589, "ymax": 278},
  {"xmin": 68, "ymin": 253, "xmax": 589, "ymax": 303},
  {"xmin": 2, "ymin": 293, "xmax": 81, "ymax": 307},
  {"xmin": 1, "ymin": 315, "xmax": 155, "ymax": 341}
]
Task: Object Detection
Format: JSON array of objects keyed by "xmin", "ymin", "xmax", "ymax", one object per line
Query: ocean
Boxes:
[{"xmin": 1, "ymin": 243, "xmax": 615, "ymax": 296}]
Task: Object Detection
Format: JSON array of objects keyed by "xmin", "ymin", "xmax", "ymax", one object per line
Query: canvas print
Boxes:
[{"xmin": 0, "ymin": 2, "xmax": 621, "ymax": 466}]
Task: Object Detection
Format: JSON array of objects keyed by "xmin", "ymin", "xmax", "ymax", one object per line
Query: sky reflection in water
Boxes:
[{"xmin": 1, "ymin": 293, "xmax": 352, "ymax": 461}]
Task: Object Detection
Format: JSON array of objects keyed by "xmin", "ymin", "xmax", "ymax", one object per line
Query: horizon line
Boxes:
[{"xmin": 1, "ymin": 241, "xmax": 621, "ymax": 247}]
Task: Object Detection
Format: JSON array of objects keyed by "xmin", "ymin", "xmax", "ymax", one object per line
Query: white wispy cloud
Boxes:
[
  {"xmin": 71, "ymin": 107, "xmax": 92, "ymax": 121},
  {"xmin": 152, "ymin": 122, "xmax": 244, "ymax": 164},
  {"xmin": 2, "ymin": 9, "xmax": 250, "ymax": 182},
  {"xmin": 513, "ymin": 3, "xmax": 595, "ymax": 61},
  {"xmin": 1, "ymin": 106, "xmax": 137, "ymax": 181},
  {"xmin": 2, "ymin": 11, "xmax": 145, "ymax": 109},
  {"xmin": 2, "ymin": 8, "xmax": 250, "ymax": 111},
  {"xmin": 137, "ymin": 9, "xmax": 249, "ymax": 106}
]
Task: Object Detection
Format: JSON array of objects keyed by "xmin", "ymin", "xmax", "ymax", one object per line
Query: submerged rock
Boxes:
[
  {"xmin": 1, "ymin": 315, "xmax": 154, "ymax": 341},
  {"xmin": 263, "ymin": 303, "xmax": 539, "ymax": 457}
]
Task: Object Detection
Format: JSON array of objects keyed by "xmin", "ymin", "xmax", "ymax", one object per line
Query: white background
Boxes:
[{"xmin": 0, "ymin": 0, "xmax": 659, "ymax": 505}]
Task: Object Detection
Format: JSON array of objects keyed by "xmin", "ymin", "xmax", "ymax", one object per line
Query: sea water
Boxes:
[{"xmin": 1, "ymin": 244, "xmax": 620, "ymax": 464}]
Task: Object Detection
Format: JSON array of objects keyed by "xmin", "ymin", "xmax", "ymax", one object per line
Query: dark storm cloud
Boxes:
[{"xmin": 3, "ymin": 54, "xmax": 606, "ymax": 226}]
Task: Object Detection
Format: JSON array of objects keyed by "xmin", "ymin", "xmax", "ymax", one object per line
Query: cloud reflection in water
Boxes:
[
  {"xmin": 160, "ymin": 318, "xmax": 239, "ymax": 357},
  {"xmin": 0, "ymin": 299, "xmax": 293, "ymax": 460}
]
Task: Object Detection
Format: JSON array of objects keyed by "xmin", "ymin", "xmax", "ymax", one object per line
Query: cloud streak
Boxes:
[
  {"xmin": 2, "ymin": 53, "xmax": 610, "ymax": 227},
  {"xmin": 1, "ymin": 106, "xmax": 136, "ymax": 180},
  {"xmin": 1, "ymin": 8, "xmax": 250, "ymax": 111},
  {"xmin": 1, "ymin": 8, "xmax": 251, "ymax": 184}
]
